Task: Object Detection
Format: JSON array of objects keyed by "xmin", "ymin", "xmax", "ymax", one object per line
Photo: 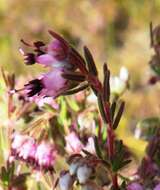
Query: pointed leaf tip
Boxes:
[
  {"xmin": 84, "ymin": 46, "xmax": 98, "ymax": 76},
  {"xmin": 112, "ymin": 101, "xmax": 125, "ymax": 129}
]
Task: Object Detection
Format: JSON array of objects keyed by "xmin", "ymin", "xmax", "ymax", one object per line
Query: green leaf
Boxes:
[
  {"xmin": 118, "ymin": 159, "xmax": 132, "ymax": 170},
  {"xmin": 97, "ymin": 93, "xmax": 107, "ymax": 123},
  {"xmin": 110, "ymin": 101, "xmax": 116, "ymax": 121},
  {"xmin": 62, "ymin": 84, "xmax": 89, "ymax": 96},
  {"xmin": 1, "ymin": 166, "xmax": 9, "ymax": 186},
  {"xmin": 112, "ymin": 101, "xmax": 125, "ymax": 129},
  {"xmin": 66, "ymin": 98, "xmax": 79, "ymax": 112},
  {"xmin": 94, "ymin": 136, "xmax": 103, "ymax": 159}
]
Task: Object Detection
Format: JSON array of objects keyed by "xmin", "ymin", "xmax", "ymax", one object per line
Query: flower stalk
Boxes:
[{"xmin": 80, "ymin": 47, "xmax": 119, "ymax": 189}]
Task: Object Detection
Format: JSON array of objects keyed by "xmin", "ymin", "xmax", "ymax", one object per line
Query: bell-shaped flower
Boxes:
[
  {"xmin": 154, "ymin": 184, "xmax": 160, "ymax": 190},
  {"xmin": 24, "ymin": 69, "xmax": 68, "ymax": 98},
  {"xmin": 35, "ymin": 141, "xmax": 57, "ymax": 171},
  {"xmin": 65, "ymin": 132, "xmax": 84, "ymax": 154},
  {"xmin": 18, "ymin": 137, "xmax": 37, "ymax": 160},
  {"xmin": 127, "ymin": 182, "xmax": 144, "ymax": 190}
]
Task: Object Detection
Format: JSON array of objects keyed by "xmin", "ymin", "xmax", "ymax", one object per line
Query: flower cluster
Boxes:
[
  {"xmin": 20, "ymin": 30, "xmax": 86, "ymax": 99},
  {"xmin": 59, "ymin": 154, "xmax": 100, "ymax": 190},
  {"xmin": 10, "ymin": 133, "xmax": 57, "ymax": 173}
]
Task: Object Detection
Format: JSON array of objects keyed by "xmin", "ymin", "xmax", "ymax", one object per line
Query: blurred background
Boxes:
[{"xmin": 0, "ymin": 0, "xmax": 160, "ymax": 156}]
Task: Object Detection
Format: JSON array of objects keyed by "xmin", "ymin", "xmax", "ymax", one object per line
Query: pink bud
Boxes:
[
  {"xmin": 154, "ymin": 184, "xmax": 160, "ymax": 190},
  {"xmin": 65, "ymin": 132, "xmax": 84, "ymax": 154},
  {"xmin": 127, "ymin": 182, "xmax": 144, "ymax": 190}
]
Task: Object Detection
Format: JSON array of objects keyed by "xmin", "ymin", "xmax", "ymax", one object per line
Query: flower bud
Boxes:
[
  {"xmin": 154, "ymin": 184, "xmax": 160, "ymax": 190},
  {"xmin": 127, "ymin": 182, "xmax": 144, "ymax": 190},
  {"xmin": 59, "ymin": 171, "xmax": 74, "ymax": 190},
  {"xmin": 77, "ymin": 165, "xmax": 92, "ymax": 184},
  {"xmin": 69, "ymin": 161, "xmax": 80, "ymax": 176},
  {"xmin": 65, "ymin": 132, "xmax": 84, "ymax": 154}
]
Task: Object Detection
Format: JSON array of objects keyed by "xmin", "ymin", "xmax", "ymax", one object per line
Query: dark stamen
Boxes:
[
  {"xmin": 25, "ymin": 79, "xmax": 44, "ymax": 97},
  {"xmin": 24, "ymin": 53, "xmax": 36, "ymax": 65}
]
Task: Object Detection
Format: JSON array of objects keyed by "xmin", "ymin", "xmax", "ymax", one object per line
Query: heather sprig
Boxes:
[
  {"xmin": 1, "ymin": 24, "xmax": 160, "ymax": 190},
  {"xmin": 18, "ymin": 29, "xmax": 130, "ymax": 189}
]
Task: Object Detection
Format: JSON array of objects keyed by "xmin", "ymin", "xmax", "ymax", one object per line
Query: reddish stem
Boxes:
[
  {"xmin": 112, "ymin": 174, "xmax": 119, "ymax": 189},
  {"xmin": 88, "ymin": 75, "xmax": 118, "ymax": 189}
]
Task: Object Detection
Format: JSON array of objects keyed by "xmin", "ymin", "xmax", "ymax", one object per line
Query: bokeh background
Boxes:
[{"xmin": 0, "ymin": 0, "xmax": 160, "ymax": 157}]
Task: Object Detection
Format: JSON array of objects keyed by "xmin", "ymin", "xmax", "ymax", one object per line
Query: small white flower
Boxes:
[
  {"xmin": 77, "ymin": 113, "xmax": 96, "ymax": 134},
  {"xmin": 110, "ymin": 66, "xmax": 129, "ymax": 95},
  {"xmin": 119, "ymin": 66, "xmax": 129, "ymax": 82},
  {"xmin": 86, "ymin": 92, "xmax": 97, "ymax": 104}
]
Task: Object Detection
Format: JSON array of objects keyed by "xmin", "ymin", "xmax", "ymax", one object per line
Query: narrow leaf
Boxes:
[
  {"xmin": 97, "ymin": 93, "xmax": 107, "ymax": 123},
  {"xmin": 84, "ymin": 46, "xmax": 98, "ymax": 76},
  {"xmin": 62, "ymin": 73, "xmax": 86, "ymax": 82},
  {"xmin": 71, "ymin": 47, "xmax": 86, "ymax": 66},
  {"xmin": 110, "ymin": 101, "xmax": 116, "ymax": 121},
  {"xmin": 48, "ymin": 30, "xmax": 68, "ymax": 48},
  {"xmin": 82, "ymin": 149, "xmax": 93, "ymax": 156},
  {"xmin": 103, "ymin": 69, "xmax": 110, "ymax": 102},
  {"xmin": 103, "ymin": 63, "xmax": 108, "ymax": 76},
  {"xmin": 94, "ymin": 136, "xmax": 103, "ymax": 159},
  {"xmin": 62, "ymin": 84, "xmax": 89, "ymax": 95},
  {"xmin": 118, "ymin": 160, "xmax": 132, "ymax": 170},
  {"xmin": 1, "ymin": 68, "xmax": 8, "ymax": 87},
  {"xmin": 90, "ymin": 85, "xmax": 98, "ymax": 95},
  {"xmin": 113, "ymin": 101, "xmax": 125, "ymax": 129}
]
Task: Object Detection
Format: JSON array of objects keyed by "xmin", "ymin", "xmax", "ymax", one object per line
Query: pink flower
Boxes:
[
  {"xmin": 65, "ymin": 132, "xmax": 84, "ymax": 154},
  {"xmin": 154, "ymin": 184, "xmax": 160, "ymax": 190},
  {"xmin": 36, "ymin": 40, "xmax": 69, "ymax": 69},
  {"xmin": 35, "ymin": 141, "xmax": 57, "ymax": 171},
  {"xmin": 11, "ymin": 133, "xmax": 27, "ymax": 150},
  {"xmin": 32, "ymin": 96, "xmax": 59, "ymax": 109},
  {"xmin": 84, "ymin": 137, "xmax": 96, "ymax": 155},
  {"xmin": 21, "ymin": 30, "xmax": 81, "ymax": 70},
  {"xmin": 20, "ymin": 30, "xmax": 87, "ymax": 99},
  {"xmin": 24, "ymin": 69, "xmax": 68, "ymax": 97},
  {"xmin": 11, "ymin": 133, "xmax": 37, "ymax": 161},
  {"xmin": 18, "ymin": 137, "xmax": 37, "ymax": 160},
  {"xmin": 127, "ymin": 182, "xmax": 144, "ymax": 190},
  {"xmin": 11, "ymin": 133, "xmax": 57, "ymax": 172}
]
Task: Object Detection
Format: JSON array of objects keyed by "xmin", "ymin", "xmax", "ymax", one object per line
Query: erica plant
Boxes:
[
  {"xmin": 19, "ymin": 30, "xmax": 128, "ymax": 189},
  {"xmin": 0, "ymin": 24, "xmax": 160, "ymax": 190}
]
